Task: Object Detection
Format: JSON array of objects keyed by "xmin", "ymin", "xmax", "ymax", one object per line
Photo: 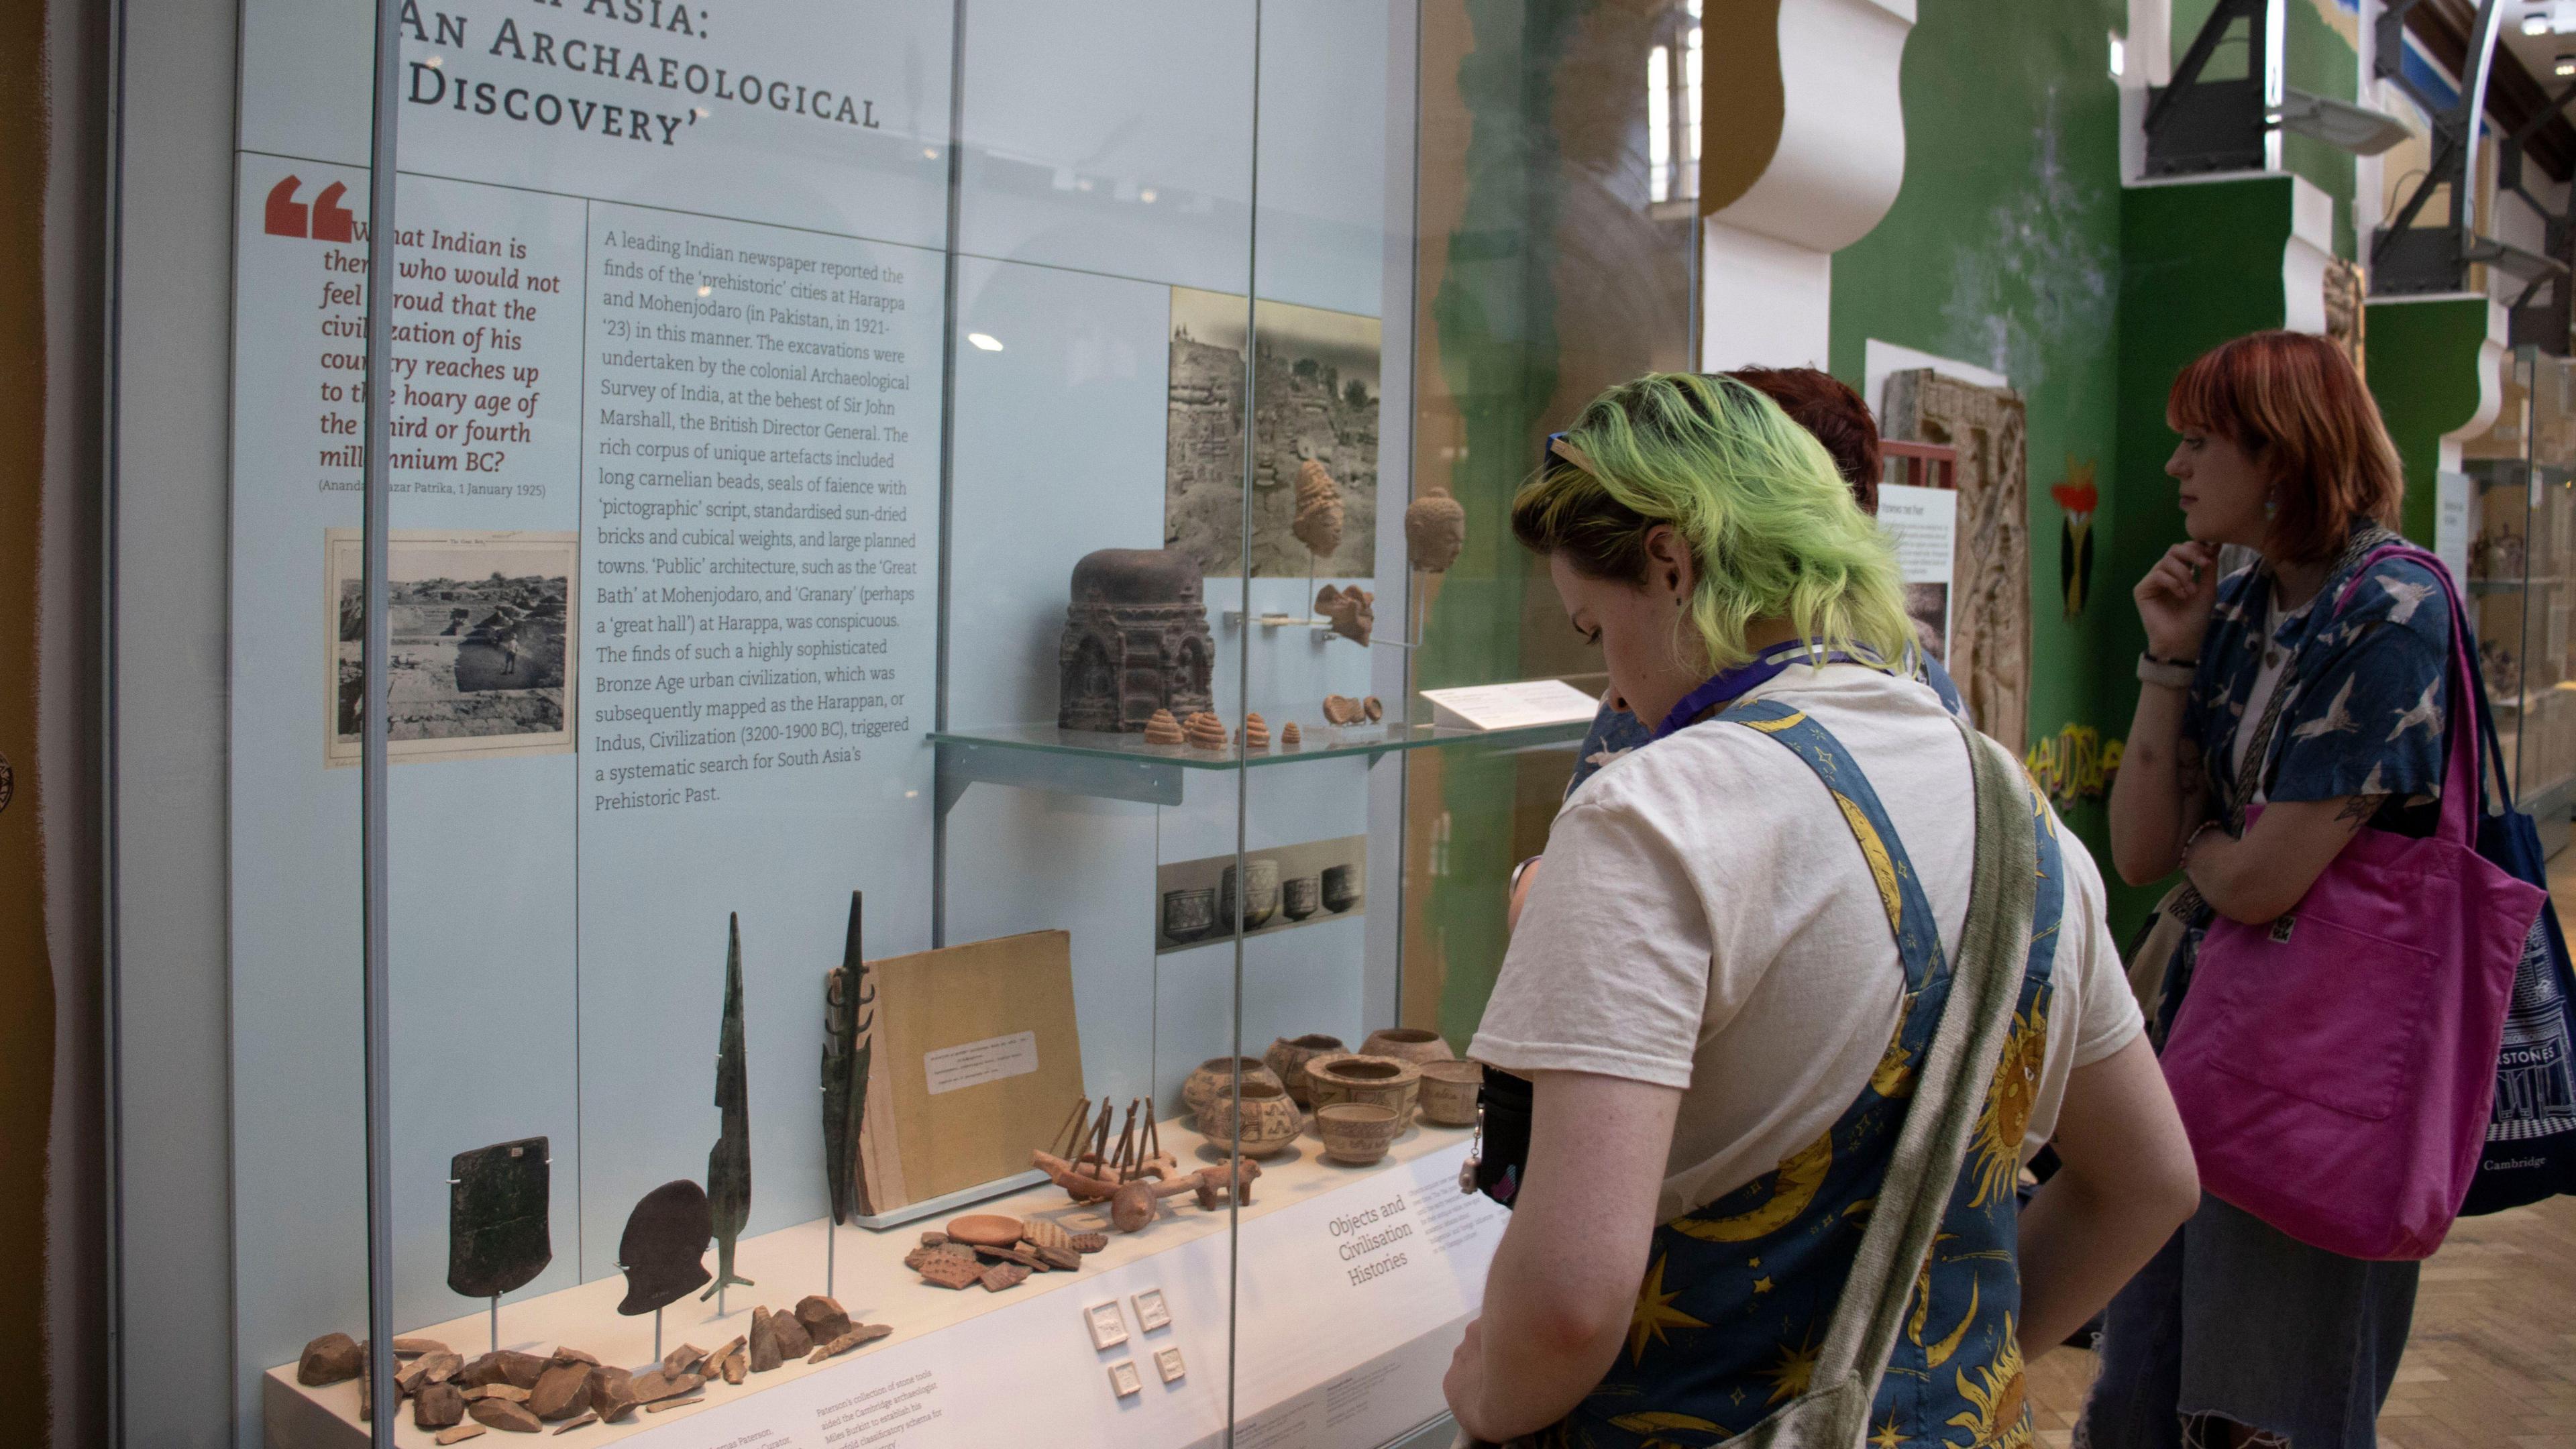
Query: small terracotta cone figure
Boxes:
[
  {"xmin": 1142, "ymin": 708, "xmax": 1183, "ymax": 746},
  {"xmin": 1243, "ymin": 713, "xmax": 1271, "ymax": 751},
  {"xmin": 1281, "ymin": 721, "xmax": 1302, "ymax": 749},
  {"xmin": 1183, "ymin": 712, "xmax": 1228, "ymax": 751}
]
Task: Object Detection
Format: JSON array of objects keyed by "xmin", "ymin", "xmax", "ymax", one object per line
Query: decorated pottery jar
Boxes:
[
  {"xmin": 1316, "ymin": 1104, "xmax": 1401, "ymax": 1166},
  {"xmin": 1415, "ymin": 1059, "xmax": 1482, "ymax": 1127},
  {"xmin": 1360, "ymin": 1026, "xmax": 1455, "ymax": 1069},
  {"xmin": 1181, "ymin": 1057, "xmax": 1284, "ymax": 1128},
  {"xmin": 1162, "ymin": 887, "xmax": 1217, "ymax": 944},
  {"xmin": 1320, "ymin": 864, "xmax": 1360, "ymax": 913},
  {"xmin": 1301, "ymin": 1053, "xmax": 1419, "ymax": 1124},
  {"xmin": 1263, "ymin": 1033, "xmax": 1347, "ymax": 1107},
  {"xmin": 1200, "ymin": 1081, "xmax": 1303, "ymax": 1159},
  {"xmin": 1281, "ymin": 876, "xmax": 1320, "ymax": 920},
  {"xmin": 1223, "ymin": 859, "xmax": 1281, "ymax": 929}
]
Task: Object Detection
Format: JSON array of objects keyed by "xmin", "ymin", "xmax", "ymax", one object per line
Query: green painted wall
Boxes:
[
  {"xmin": 2367, "ymin": 297, "xmax": 2495, "ymax": 545},
  {"xmin": 1827, "ymin": 0, "xmax": 2127, "ymax": 861},
  {"xmin": 2106, "ymin": 174, "xmax": 2295, "ymax": 924},
  {"xmin": 2169, "ymin": 0, "xmax": 2361, "ymax": 258}
]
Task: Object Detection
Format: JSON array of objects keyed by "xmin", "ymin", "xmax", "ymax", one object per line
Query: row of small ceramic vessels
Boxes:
[
  {"xmin": 1161, "ymin": 862, "xmax": 1362, "ymax": 942},
  {"xmin": 1177, "ymin": 1028, "xmax": 1480, "ymax": 1167}
]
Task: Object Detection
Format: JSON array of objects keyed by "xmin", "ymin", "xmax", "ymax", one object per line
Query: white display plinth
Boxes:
[{"xmin": 264, "ymin": 1118, "xmax": 1505, "ymax": 1449}]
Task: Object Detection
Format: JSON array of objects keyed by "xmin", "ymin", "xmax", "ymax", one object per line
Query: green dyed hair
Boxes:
[{"xmin": 1510, "ymin": 372, "xmax": 1915, "ymax": 672}]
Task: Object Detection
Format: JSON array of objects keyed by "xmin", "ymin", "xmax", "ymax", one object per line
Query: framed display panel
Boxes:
[{"xmin": 185, "ymin": 2, "xmax": 1624, "ymax": 1446}]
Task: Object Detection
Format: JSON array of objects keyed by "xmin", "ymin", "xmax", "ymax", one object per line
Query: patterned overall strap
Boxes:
[{"xmin": 1538, "ymin": 697, "xmax": 2064, "ymax": 1449}]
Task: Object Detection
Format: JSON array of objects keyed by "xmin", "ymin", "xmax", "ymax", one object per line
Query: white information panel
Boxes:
[{"xmin": 1877, "ymin": 482, "xmax": 1958, "ymax": 661}]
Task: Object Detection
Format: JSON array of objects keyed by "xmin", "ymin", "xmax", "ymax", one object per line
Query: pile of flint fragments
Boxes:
[{"xmin": 295, "ymin": 1292, "xmax": 888, "ymax": 1441}]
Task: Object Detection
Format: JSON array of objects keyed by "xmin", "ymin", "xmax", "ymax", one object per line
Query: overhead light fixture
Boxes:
[
  {"xmin": 2561, "ymin": 52, "xmax": 2576, "ymax": 75},
  {"xmin": 967, "ymin": 332, "xmax": 1004, "ymax": 352},
  {"xmin": 2272, "ymin": 86, "xmax": 2412, "ymax": 156},
  {"xmin": 2527, "ymin": 11, "xmax": 2553, "ymax": 34}
]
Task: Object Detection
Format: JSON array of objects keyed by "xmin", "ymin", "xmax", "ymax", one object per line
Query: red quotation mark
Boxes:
[{"xmin": 264, "ymin": 176, "xmax": 356, "ymax": 242}]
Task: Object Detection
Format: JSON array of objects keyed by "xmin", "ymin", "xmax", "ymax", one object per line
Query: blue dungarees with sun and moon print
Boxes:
[{"xmin": 1530, "ymin": 698, "xmax": 2064, "ymax": 1449}]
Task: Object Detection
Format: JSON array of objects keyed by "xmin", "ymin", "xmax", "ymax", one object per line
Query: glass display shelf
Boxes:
[{"xmin": 930, "ymin": 708, "xmax": 1594, "ymax": 810}]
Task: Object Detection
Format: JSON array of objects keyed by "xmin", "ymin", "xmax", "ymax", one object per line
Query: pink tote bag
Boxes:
[{"xmin": 2160, "ymin": 544, "xmax": 2542, "ymax": 1260}]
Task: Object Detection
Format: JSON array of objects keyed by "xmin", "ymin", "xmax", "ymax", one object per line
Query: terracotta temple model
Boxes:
[{"xmin": 1058, "ymin": 549, "xmax": 1216, "ymax": 733}]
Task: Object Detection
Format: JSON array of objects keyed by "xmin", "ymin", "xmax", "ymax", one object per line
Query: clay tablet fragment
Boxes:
[
  {"xmin": 467, "ymin": 1397, "xmax": 543, "ymax": 1434},
  {"xmin": 413, "ymin": 1382, "xmax": 467, "ymax": 1430},
  {"xmin": 917, "ymin": 1254, "xmax": 983, "ymax": 1290},
  {"xmin": 1022, "ymin": 1219, "xmax": 1072, "ymax": 1251},
  {"xmin": 299, "ymin": 1332, "xmax": 363, "ymax": 1387},
  {"xmin": 794, "ymin": 1294, "xmax": 853, "ymax": 1343},
  {"xmin": 614, "ymin": 1180, "xmax": 712, "ymax": 1316},
  {"xmin": 447, "ymin": 1136, "xmax": 552, "ymax": 1299},
  {"xmin": 981, "ymin": 1263, "xmax": 1030, "ymax": 1292},
  {"xmin": 585, "ymin": 1366, "xmax": 637, "ymax": 1422},
  {"xmin": 1070, "ymin": 1232, "xmax": 1108, "ymax": 1254},
  {"xmin": 747, "ymin": 1308, "xmax": 784, "ymax": 1373},
  {"xmin": 435, "ymin": 1427, "xmax": 489, "ymax": 1446},
  {"xmin": 528, "ymin": 1363, "xmax": 590, "ymax": 1421},
  {"xmin": 944, "ymin": 1213, "xmax": 1023, "ymax": 1247}
]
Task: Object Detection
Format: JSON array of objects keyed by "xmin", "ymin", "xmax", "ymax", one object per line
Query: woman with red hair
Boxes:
[{"xmin": 2092, "ymin": 330, "xmax": 2442, "ymax": 1448}]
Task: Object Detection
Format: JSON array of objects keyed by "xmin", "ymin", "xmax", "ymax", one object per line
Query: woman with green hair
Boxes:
[{"xmin": 1446, "ymin": 372, "xmax": 2195, "ymax": 1446}]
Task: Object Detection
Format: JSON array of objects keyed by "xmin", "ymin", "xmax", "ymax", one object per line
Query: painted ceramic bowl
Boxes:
[
  {"xmin": 1181, "ymin": 1057, "xmax": 1284, "ymax": 1128},
  {"xmin": 1200, "ymin": 1081, "xmax": 1303, "ymax": 1159},
  {"xmin": 1360, "ymin": 1027, "xmax": 1455, "ymax": 1069},
  {"xmin": 1281, "ymin": 876, "xmax": 1320, "ymax": 920},
  {"xmin": 1163, "ymin": 887, "xmax": 1217, "ymax": 944},
  {"xmin": 1321, "ymin": 864, "xmax": 1360, "ymax": 913},
  {"xmin": 1415, "ymin": 1059, "xmax": 1482, "ymax": 1127},
  {"xmin": 1263, "ymin": 1033, "xmax": 1346, "ymax": 1107},
  {"xmin": 1301, "ymin": 1053, "xmax": 1419, "ymax": 1124},
  {"xmin": 1224, "ymin": 859, "xmax": 1281, "ymax": 929},
  {"xmin": 1316, "ymin": 1104, "xmax": 1401, "ymax": 1166}
]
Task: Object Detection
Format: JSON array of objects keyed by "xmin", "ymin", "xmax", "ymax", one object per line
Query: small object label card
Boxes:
[{"xmin": 1419, "ymin": 678, "xmax": 1600, "ymax": 731}]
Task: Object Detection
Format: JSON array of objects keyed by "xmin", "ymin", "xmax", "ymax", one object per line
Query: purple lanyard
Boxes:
[{"xmin": 1653, "ymin": 640, "xmax": 1856, "ymax": 740}]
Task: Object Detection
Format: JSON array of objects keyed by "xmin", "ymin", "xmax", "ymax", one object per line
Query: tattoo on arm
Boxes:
[{"xmin": 2335, "ymin": 793, "xmax": 2388, "ymax": 826}]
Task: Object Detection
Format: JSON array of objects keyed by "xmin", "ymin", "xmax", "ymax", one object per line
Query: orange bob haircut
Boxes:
[{"xmin": 2167, "ymin": 329, "xmax": 2404, "ymax": 564}]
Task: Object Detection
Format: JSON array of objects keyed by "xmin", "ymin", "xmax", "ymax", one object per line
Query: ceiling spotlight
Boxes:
[
  {"xmin": 2559, "ymin": 52, "xmax": 2575, "ymax": 75},
  {"xmin": 2527, "ymin": 12, "xmax": 2553, "ymax": 35},
  {"xmin": 1140, "ymin": 189, "xmax": 1159, "ymax": 204},
  {"xmin": 967, "ymin": 332, "xmax": 1004, "ymax": 352}
]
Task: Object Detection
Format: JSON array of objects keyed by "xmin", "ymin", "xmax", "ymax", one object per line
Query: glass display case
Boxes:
[
  {"xmin": 2462, "ymin": 345, "xmax": 2576, "ymax": 845},
  {"xmin": 192, "ymin": 3, "xmax": 1697, "ymax": 1446}
]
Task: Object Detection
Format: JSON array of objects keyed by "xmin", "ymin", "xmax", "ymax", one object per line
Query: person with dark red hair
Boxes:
[{"xmin": 2092, "ymin": 329, "xmax": 2444, "ymax": 1449}]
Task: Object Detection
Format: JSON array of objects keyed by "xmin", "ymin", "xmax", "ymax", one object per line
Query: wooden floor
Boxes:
[{"xmin": 2026, "ymin": 853, "xmax": 2576, "ymax": 1444}]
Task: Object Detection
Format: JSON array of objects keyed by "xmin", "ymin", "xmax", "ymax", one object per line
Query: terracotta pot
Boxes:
[
  {"xmin": 1415, "ymin": 1059, "xmax": 1481, "ymax": 1127},
  {"xmin": 1163, "ymin": 888, "xmax": 1216, "ymax": 944},
  {"xmin": 1316, "ymin": 1104, "xmax": 1401, "ymax": 1166},
  {"xmin": 1281, "ymin": 876, "xmax": 1320, "ymax": 920},
  {"xmin": 1200, "ymin": 1081, "xmax": 1303, "ymax": 1158},
  {"xmin": 1263, "ymin": 1033, "xmax": 1346, "ymax": 1107},
  {"xmin": 1321, "ymin": 864, "xmax": 1360, "ymax": 913},
  {"xmin": 1360, "ymin": 1027, "xmax": 1454, "ymax": 1069},
  {"xmin": 1181, "ymin": 1057, "xmax": 1283, "ymax": 1128},
  {"xmin": 1302, "ymin": 1053, "xmax": 1419, "ymax": 1124}
]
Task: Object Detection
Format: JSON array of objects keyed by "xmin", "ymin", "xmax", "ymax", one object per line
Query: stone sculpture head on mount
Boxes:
[
  {"xmin": 447, "ymin": 1136, "xmax": 551, "ymax": 1300},
  {"xmin": 1059, "ymin": 549, "xmax": 1216, "ymax": 733},
  {"xmin": 1405, "ymin": 486, "xmax": 1466, "ymax": 573},
  {"xmin": 1292, "ymin": 459, "xmax": 1345, "ymax": 561},
  {"xmin": 616, "ymin": 1179, "xmax": 712, "ymax": 1315}
]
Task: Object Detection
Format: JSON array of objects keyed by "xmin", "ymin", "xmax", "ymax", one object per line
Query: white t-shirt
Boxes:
[{"xmin": 1470, "ymin": 663, "xmax": 2144, "ymax": 1222}]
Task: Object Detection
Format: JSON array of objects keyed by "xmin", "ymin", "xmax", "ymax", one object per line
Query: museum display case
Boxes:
[
  {"xmin": 2465, "ymin": 347, "xmax": 2576, "ymax": 839},
  {"xmin": 182, "ymin": 2, "xmax": 1710, "ymax": 1445}
]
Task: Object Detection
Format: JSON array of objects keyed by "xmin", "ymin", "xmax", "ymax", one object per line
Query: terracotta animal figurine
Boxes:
[
  {"xmin": 1033, "ymin": 1097, "xmax": 1175, "ymax": 1204},
  {"xmin": 1315, "ymin": 585, "xmax": 1374, "ymax": 646}
]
